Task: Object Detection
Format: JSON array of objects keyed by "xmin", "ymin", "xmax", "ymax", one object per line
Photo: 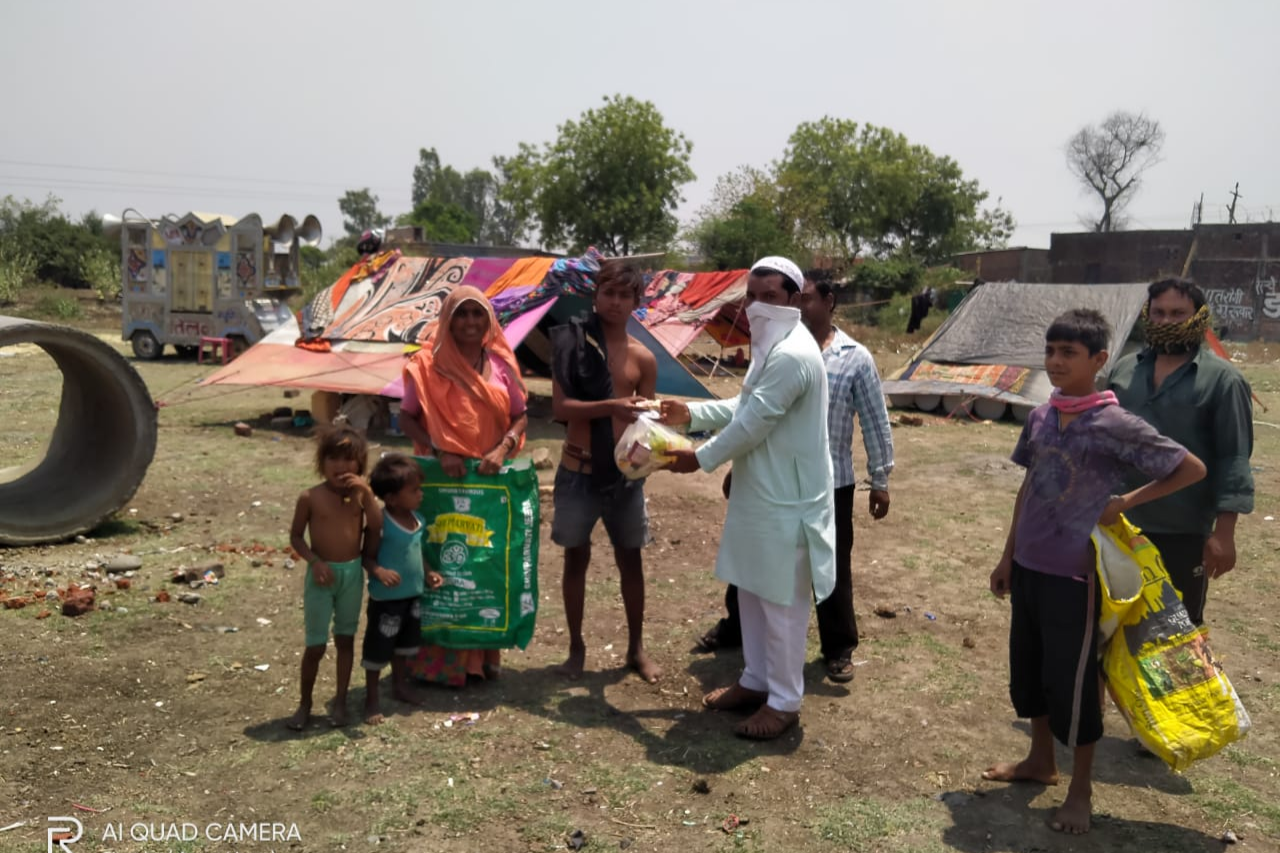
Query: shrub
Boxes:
[
  {"xmin": 0, "ymin": 242, "xmax": 37, "ymax": 304},
  {"xmin": 81, "ymin": 249, "xmax": 121, "ymax": 301},
  {"xmin": 35, "ymin": 292, "xmax": 82, "ymax": 320}
]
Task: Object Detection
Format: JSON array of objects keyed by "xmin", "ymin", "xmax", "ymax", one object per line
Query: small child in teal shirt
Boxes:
[{"xmin": 361, "ymin": 454, "xmax": 443, "ymax": 725}]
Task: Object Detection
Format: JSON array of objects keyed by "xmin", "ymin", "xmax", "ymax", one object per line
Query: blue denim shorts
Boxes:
[{"xmin": 551, "ymin": 466, "xmax": 650, "ymax": 550}]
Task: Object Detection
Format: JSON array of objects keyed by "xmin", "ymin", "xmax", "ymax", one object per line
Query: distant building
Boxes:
[
  {"xmin": 1049, "ymin": 224, "xmax": 1280, "ymax": 339},
  {"xmin": 950, "ymin": 247, "xmax": 1051, "ymax": 283}
]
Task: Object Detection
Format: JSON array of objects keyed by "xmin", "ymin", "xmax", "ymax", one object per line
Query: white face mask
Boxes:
[{"xmin": 744, "ymin": 301, "xmax": 801, "ymax": 385}]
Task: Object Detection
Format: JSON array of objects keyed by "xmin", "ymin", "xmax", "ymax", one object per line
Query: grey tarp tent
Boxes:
[{"xmin": 881, "ymin": 281, "xmax": 1151, "ymax": 421}]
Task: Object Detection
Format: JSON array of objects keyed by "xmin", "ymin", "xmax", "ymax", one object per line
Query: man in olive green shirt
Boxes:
[{"xmin": 1106, "ymin": 278, "xmax": 1254, "ymax": 625}]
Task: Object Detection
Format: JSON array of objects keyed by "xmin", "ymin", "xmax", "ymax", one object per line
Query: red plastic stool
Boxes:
[{"xmin": 199, "ymin": 336, "xmax": 232, "ymax": 365}]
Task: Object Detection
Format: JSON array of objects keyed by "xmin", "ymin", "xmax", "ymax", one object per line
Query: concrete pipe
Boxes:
[{"xmin": 0, "ymin": 316, "xmax": 157, "ymax": 545}]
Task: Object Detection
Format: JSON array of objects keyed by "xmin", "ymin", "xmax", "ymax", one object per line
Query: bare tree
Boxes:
[{"xmin": 1066, "ymin": 111, "xmax": 1165, "ymax": 232}]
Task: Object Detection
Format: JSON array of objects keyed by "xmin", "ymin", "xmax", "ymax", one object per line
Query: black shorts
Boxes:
[
  {"xmin": 550, "ymin": 466, "xmax": 649, "ymax": 549},
  {"xmin": 1008, "ymin": 562, "xmax": 1103, "ymax": 747},
  {"xmin": 360, "ymin": 596, "xmax": 421, "ymax": 670},
  {"xmin": 1144, "ymin": 532, "xmax": 1209, "ymax": 627}
]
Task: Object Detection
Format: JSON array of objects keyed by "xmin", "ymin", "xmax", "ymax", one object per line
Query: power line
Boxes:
[
  {"xmin": 0, "ymin": 157, "xmax": 395, "ymax": 192},
  {"xmin": 0, "ymin": 176, "xmax": 412, "ymax": 208}
]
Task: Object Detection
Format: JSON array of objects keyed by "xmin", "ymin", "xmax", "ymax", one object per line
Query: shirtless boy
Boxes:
[
  {"xmin": 287, "ymin": 426, "xmax": 381, "ymax": 729},
  {"xmin": 549, "ymin": 261, "xmax": 660, "ymax": 683}
]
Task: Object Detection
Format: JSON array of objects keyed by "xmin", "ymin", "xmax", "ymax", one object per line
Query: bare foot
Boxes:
[
  {"xmin": 364, "ymin": 694, "xmax": 384, "ymax": 726},
  {"xmin": 981, "ymin": 759, "xmax": 1059, "ymax": 785},
  {"xmin": 556, "ymin": 645, "xmax": 586, "ymax": 680},
  {"xmin": 1049, "ymin": 789, "xmax": 1091, "ymax": 834},
  {"xmin": 702, "ymin": 683, "xmax": 767, "ymax": 712},
  {"xmin": 330, "ymin": 702, "xmax": 350, "ymax": 728},
  {"xmin": 627, "ymin": 650, "xmax": 661, "ymax": 683},
  {"xmin": 285, "ymin": 704, "xmax": 312, "ymax": 731}
]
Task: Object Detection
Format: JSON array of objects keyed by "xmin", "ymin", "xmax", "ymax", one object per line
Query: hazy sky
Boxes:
[{"xmin": 3, "ymin": 1, "xmax": 1277, "ymax": 251}]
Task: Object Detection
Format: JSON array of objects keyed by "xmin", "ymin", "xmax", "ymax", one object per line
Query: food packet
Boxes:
[{"xmin": 614, "ymin": 413, "xmax": 693, "ymax": 480}]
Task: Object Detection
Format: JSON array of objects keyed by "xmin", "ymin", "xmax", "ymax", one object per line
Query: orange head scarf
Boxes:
[{"xmin": 403, "ymin": 286, "xmax": 526, "ymax": 458}]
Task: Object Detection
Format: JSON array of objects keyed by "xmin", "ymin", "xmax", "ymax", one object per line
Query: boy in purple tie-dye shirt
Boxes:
[{"xmin": 982, "ymin": 309, "xmax": 1206, "ymax": 835}]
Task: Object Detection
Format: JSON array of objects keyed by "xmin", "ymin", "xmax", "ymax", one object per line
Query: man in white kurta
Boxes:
[{"xmin": 663, "ymin": 257, "xmax": 836, "ymax": 740}]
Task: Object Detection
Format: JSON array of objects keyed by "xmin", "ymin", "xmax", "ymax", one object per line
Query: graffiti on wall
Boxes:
[
  {"xmin": 1257, "ymin": 277, "xmax": 1280, "ymax": 321},
  {"xmin": 1203, "ymin": 287, "xmax": 1255, "ymax": 325}
]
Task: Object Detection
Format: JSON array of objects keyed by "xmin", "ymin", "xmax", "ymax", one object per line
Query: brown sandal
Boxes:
[
  {"xmin": 734, "ymin": 705, "xmax": 799, "ymax": 740},
  {"xmin": 825, "ymin": 657, "xmax": 856, "ymax": 684},
  {"xmin": 702, "ymin": 683, "xmax": 767, "ymax": 712}
]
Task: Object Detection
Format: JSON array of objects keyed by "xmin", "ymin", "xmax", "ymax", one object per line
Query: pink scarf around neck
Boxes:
[{"xmin": 1049, "ymin": 389, "xmax": 1118, "ymax": 413}]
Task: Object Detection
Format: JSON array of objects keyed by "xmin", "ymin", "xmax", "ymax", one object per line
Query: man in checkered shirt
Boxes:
[{"xmin": 696, "ymin": 273, "xmax": 895, "ymax": 683}]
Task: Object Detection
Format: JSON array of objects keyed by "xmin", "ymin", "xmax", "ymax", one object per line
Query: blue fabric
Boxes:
[{"xmin": 368, "ymin": 510, "xmax": 425, "ymax": 600}]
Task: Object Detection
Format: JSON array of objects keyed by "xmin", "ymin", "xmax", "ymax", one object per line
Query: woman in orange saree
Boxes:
[{"xmin": 399, "ymin": 286, "xmax": 528, "ymax": 685}]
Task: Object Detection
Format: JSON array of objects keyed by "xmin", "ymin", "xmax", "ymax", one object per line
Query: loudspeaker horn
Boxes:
[
  {"xmin": 296, "ymin": 214, "xmax": 322, "ymax": 247},
  {"xmin": 264, "ymin": 214, "xmax": 296, "ymax": 245},
  {"xmin": 101, "ymin": 213, "xmax": 123, "ymax": 239}
]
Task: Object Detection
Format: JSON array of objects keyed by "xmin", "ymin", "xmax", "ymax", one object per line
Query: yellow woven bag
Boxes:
[{"xmin": 1092, "ymin": 517, "xmax": 1251, "ymax": 772}]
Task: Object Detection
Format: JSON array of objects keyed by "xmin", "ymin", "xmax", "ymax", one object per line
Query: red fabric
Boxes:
[{"xmin": 677, "ymin": 270, "xmax": 748, "ymax": 308}]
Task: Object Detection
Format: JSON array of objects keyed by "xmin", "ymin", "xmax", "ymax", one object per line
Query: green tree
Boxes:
[
  {"xmin": 685, "ymin": 165, "xmax": 797, "ymax": 269},
  {"xmin": 409, "ymin": 148, "xmax": 528, "ymax": 246},
  {"xmin": 690, "ymin": 196, "xmax": 797, "ymax": 270},
  {"xmin": 504, "ymin": 95, "xmax": 695, "ymax": 254},
  {"xmin": 337, "ymin": 188, "xmax": 390, "ymax": 238},
  {"xmin": 399, "ymin": 199, "xmax": 481, "ymax": 244},
  {"xmin": 777, "ymin": 118, "xmax": 1011, "ymax": 266}
]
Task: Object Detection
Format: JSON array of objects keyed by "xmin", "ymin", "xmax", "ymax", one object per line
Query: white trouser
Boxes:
[{"xmin": 737, "ymin": 544, "xmax": 812, "ymax": 713}]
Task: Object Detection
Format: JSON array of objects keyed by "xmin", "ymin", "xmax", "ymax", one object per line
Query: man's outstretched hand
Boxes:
[{"xmin": 659, "ymin": 399, "xmax": 691, "ymax": 426}]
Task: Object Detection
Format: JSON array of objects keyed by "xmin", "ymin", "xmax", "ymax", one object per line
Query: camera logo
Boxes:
[{"xmin": 47, "ymin": 816, "xmax": 82, "ymax": 852}]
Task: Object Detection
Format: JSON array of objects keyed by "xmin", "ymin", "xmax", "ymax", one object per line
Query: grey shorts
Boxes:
[{"xmin": 551, "ymin": 466, "xmax": 650, "ymax": 550}]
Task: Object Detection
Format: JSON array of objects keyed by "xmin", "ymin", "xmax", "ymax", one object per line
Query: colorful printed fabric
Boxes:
[
  {"xmin": 483, "ymin": 257, "xmax": 556, "ymax": 299},
  {"xmin": 908, "ymin": 362, "xmax": 1032, "ymax": 395},
  {"xmin": 644, "ymin": 270, "xmax": 691, "ymax": 302},
  {"xmin": 410, "ymin": 645, "xmax": 469, "ymax": 687},
  {"xmin": 326, "ymin": 256, "xmax": 473, "ymax": 344},
  {"xmin": 679, "ymin": 270, "xmax": 748, "ymax": 309},
  {"xmin": 461, "ymin": 257, "xmax": 519, "ymax": 295},
  {"xmin": 496, "ymin": 247, "xmax": 602, "ymax": 324},
  {"xmin": 300, "ymin": 251, "xmax": 402, "ymax": 339}
]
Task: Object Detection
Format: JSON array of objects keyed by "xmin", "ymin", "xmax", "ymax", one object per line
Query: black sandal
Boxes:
[
  {"xmin": 826, "ymin": 658, "xmax": 856, "ymax": 684},
  {"xmin": 695, "ymin": 620, "xmax": 743, "ymax": 653},
  {"xmin": 695, "ymin": 624, "xmax": 722, "ymax": 653}
]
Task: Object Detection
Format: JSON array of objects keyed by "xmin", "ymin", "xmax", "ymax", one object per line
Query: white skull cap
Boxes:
[{"xmin": 750, "ymin": 256, "xmax": 804, "ymax": 291}]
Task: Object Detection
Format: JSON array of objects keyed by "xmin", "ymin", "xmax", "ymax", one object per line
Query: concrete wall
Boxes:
[
  {"xmin": 1049, "ymin": 224, "xmax": 1280, "ymax": 340},
  {"xmin": 951, "ymin": 248, "xmax": 1051, "ymax": 282},
  {"xmin": 1049, "ymin": 230, "xmax": 1192, "ymax": 284}
]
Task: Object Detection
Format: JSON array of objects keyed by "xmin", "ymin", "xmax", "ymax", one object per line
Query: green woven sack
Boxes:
[{"xmin": 414, "ymin": 456, "xmax": 539, "ymax": 650}]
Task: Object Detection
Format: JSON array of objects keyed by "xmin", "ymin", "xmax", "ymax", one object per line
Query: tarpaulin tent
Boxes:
[
  {"xmin": 201, "ymin": 251, "xmax": 718, "ymax": 399},
  {"xmin": 637, "ymin": 269, "xmax": 750, "ymax": 356},
  {"xmin": 881, "ymin": 281, "xmax": 1152, "ymax": 421}
]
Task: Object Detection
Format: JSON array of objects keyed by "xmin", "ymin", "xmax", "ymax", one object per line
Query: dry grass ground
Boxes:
[{"xmin": 0, "ymin": 303, "xmax": 1277, "ymax": 853}]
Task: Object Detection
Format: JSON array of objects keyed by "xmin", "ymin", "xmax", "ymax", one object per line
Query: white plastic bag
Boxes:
[{"xmin": 614, "ymin": 413, "xmax": 693, "ymax": 480}]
